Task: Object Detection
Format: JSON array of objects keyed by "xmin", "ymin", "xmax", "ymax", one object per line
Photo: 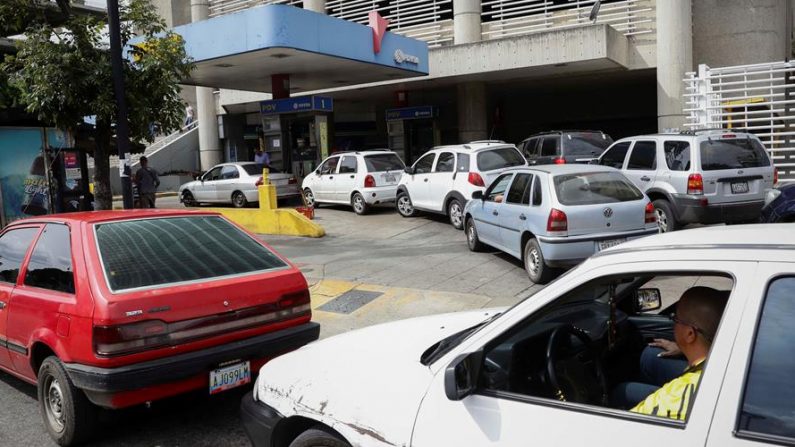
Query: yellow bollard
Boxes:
[{"xmin": 258, "ymin": 168, "xmax": 278, "ymax": 210}]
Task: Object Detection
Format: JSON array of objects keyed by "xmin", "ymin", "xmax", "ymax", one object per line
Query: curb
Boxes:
[{"xmin": 112, "ymin": 192, "xmax": 179, "ymax": 200}]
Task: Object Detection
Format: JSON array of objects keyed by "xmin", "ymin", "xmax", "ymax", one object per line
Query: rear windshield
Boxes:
[
  {"xmin": 554, "ymin": 172, "xmax": 644, "ymax": 206},
  {"xmin": 562, "ymin": 132, "xmax": 614, "ymax": 156},
  {"xmin": 95, "ymin": 216, "xmax": 288, "ymax": 292},
  {"xmin": 699, "ymin": 138, "xmax": 770, "ymax": 171},
  {"xmin": 242, "ymin": 165, "xmax": 281, "ymax": 175},
  {"xmin": 365, "ymin": 154, "xmax": 405, "ymax": 172},
  {"xmin": 477, "ymin": 147, "xmax": 526, "ymax": 171}
]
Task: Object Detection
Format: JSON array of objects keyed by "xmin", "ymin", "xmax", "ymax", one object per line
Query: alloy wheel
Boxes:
[
  {"xmin": 398, "ymin": 196, "xmax": 413, "ymax": 216},
  {"xmin": 353, "ymin": 195, "xmax": 365, "ymax": 213},
  {"xmin": 449, "ymin": 202, "xmax": 463, "ymax": 228},
  {"xmin": 655, "ymin": 208, "xmax": 668, "ymax": 232},
  {"xmin": 304, "ymin": 189, "xmax": 315, "ymax": 207}
]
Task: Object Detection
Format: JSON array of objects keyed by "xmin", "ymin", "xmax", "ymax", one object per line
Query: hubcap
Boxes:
[
  {"xmin": 234, "ymin": 194, "xmax": 245, "ymax": 206},
  {"xmin": 527, "ymin": 247, "xmax": 540, "ymax": 275},
  {"xmin": 45, "ymin": 377, "xmax": 65, "ymax": 433},
  {"xmin": 467, "ymin": 224, "xmax": 476, "ymax": 245},
  {"xmin": 655, "ymin": 208, "xmax": 668, "ymax": 232},
  {"xmin": 305, "ymin": 190, "xmax": 314, "ymax": 206},
  {"xmin": 353, "ymin": 196, "xmax": 364, "ymax": 212},
  {"xmin": 450, "ymin": 203, "xmax": 462, "ymax": 227},
  {"xmin": 398, "ymin": 196, "xmax": 412, "ymax": 215}
]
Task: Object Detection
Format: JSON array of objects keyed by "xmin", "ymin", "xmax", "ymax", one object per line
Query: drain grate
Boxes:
[{"xmin": 318, "ymin": 289, "xmax": 383, "ymax": 314}]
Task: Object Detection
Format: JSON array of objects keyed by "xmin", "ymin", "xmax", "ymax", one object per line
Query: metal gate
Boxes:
[{"xmin": 684, "ymin": 61, "xmax": 795, "ymax": 182}]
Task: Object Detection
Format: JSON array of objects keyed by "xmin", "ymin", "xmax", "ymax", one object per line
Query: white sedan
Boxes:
[
  {"xmin": 179, "ymin": 162, "xmax": 300, "ymax": 208},
  {"xmin": 241, "ymin": 224, "xmax": 795, "ymax": 447}
]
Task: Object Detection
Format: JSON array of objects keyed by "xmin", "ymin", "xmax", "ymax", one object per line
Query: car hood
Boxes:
[
  {"xmin": 180, "ymin": 180, "xmax": 200, "ymax": 190},
  {"xmin": 255, "ymin": 308, "xmax": 502, "ymax": 446}
]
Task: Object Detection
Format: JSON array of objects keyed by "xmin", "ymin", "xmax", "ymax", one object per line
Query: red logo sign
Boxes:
[{"xmin": 368, "ymin": 11, "xmax": 389, "ymax": 54}]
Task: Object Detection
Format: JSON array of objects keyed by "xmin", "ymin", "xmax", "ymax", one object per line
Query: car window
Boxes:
[
  {"xmin": 562, "ymin": 132, "xmax": 613, "ymax": 157},
  {"xmin": 414, "ymin": 153, "xmax": 436, "ymax": 174},
  {"xmin": 24, "ymin": 224, "xmax": 74, "ymax": 294},
  {"xmin": 540, "ymin": 137, "xmax": 559, "ymax": 157},
  {"xmin": 554, "ymin": 171, "xmax": 644, "ymax": 205},
  {"xmin": 737, "ymin": 276, "xmax": 795, "ymax": 441},
  {"xmin": 627, "ymin": 141, "xmax": 657, "ymax": 170},
  {"xmin": 523, "ymin": 138, "xmax": 539, "ymax": 158},
  {"xmin": 364, "ymin": 154, "xmax": 404, "ymax": 172},
  {"xmin": 204, "ymin": 166, "xmax": 223, "ymax": 181},
  {"xmin": 220, "ymin": 165, "xmax": 239, "ymax": 180},
  {"xmin": 477, "ymin": 148, "xmax": 525, "ymax": 171},
  {"xmin": 532, "ymin": 175, "xmax": 543, "ymax": 206},
  {"xmin": 320, "ymin": 157, "xmax": 339, "ymax": 175},
  {"xmin": 485, "ymin": 174, "xmax": 513, "ymax": 202},
  {"xmin": 700, "ymin": 138, "xmax": 770, "ymax": 170},
  {"xmin": 599, "ymin": 142, "xmax": 631, "ymax": 169},
  {"xmin": 339, "ymin": 156, "xmax": 358, "ymax": 174},
  {"xmin": 242, "ymin": 164, "xmax": 265, "ymax": 176},
  {"xmin": 95, "ymin": 216, "xmax": 288, "ymax": 292},
  {"xmin": 435, "ymin": 152, "xmax": 455, "ymax": 173},
  {"xmin": 456, "ymin": 153, "xmax": 470, "ymax": 172},
  {"xmin": 0, "ymin": 227, "xmax": 39, "ymax": 284},
  {"xmin": 664, "ymin": 141, "xmax": 691, "ymax": 171},
  {"xmin": 506, "ymin": 174, "xmax": 533, "ymax": 205}
]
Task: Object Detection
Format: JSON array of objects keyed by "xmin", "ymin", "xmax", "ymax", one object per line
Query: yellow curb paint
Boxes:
[{"xmin": 209, "ymin": 207, "xmax": 325, "ymax": 238}]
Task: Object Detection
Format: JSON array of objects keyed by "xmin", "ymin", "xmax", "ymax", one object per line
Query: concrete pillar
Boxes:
[
  {"xmin": 303, "ymin": 0, "xmax": 326, "ymax": 14},
  {"xmin": 458, "ymin": 82, "xmax": 488, "ymax": 142},
  {"xmin": 656, "ymin": 0, "xmax": 693, "ymax": 132},
  {"xmin": 191, "ymin": 0, "xmax": 223, "ymax": 169},
  {"xmin": 454, "ymin": 0, "xmax": 482, "ymax": 44}
]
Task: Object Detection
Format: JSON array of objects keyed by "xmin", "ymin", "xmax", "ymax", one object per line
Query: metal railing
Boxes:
[
  {"xmin": 97, "ymin": 121, "xmax": 200, "ymax": 170},
  {"xmin": 208, "ymin": 0, "xmax": 302, "ymax": 18}
]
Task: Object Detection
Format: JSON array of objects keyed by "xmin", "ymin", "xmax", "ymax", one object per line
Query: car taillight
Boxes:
[
  {"xmin": 255, "ymin": 177, "xmax": 264, "ymax": 187},
  {"xmin": 364, "ymin": 175, "xmax": 376, "ymax": 188},
  {"xmin": 722, "ymin": 134, "xmax": 737, "ymax": 139},
  {"xmin": 468, "ymin": 172, "xmax": 485, "ymax": 187},
  {"xmin": 645, "ymin": 202, "xmax": 656, "ymax": 224},
  {"xmin": 547, "ymin": 208, "xmax": 568, "ymax": 233},
  {"xmin": 774, "ymin": 168, "xmax": 779, "ymax": 185},
  {"xmin": 93, "ymin": 320, "xmax": 170, "ymax": 356},
  {"xmin": 288, "ymin": 177, "xmax": 297, "ymax": 185},
  {"xmin": 554, "ymin": 157, "xmax": 566, "ymax": 165},
  {"xmin": 687, "ymin": 173, "xmax": 703, "ymax": 195}
]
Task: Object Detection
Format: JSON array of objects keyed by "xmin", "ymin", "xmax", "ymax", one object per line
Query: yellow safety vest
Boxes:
[{"xmin": 631, "ymin": 362, "xmax": 704, "ymax": 421}]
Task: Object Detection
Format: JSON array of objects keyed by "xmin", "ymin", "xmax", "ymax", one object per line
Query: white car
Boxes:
[
  {"xmin": 302, "ymin": 150, "xmax": 406, "ymax": 215},
  {"xmin": 179, "ymin": 162, "xmax": 300, "ymax": 208},
  {"xmin": 241, "ymin": 224, "xmax": 795, "ymax": 447},
  {"xmin": 396, "ymin": 141, "xmax": 526, "ymax": 229}
]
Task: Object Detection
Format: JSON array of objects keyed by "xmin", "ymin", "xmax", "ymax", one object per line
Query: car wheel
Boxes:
[
  {"xmin": 396, "ymin": 192, "xmax": 416, "ymax": 217},
  {"xmin": 466, "ymin": 218, "xmax": 484, "ymax": 252},
  {"xmin": 351, "ymin": 192, "xmax": 368, "ymax": 215},
  {"xmin": 38, "ymin": 356, "xmax": 98, "ymax": 446},
  {"xmin": 304, "ymin": 188, "xmax": 318, "ymax": 208},
  {"xmin": 448, "ymin": 198, "xmax": 464, "ymax": 230},
  {"xmin": 232, "ymin": 191, "xmax": 248, "ymax": 208},
  {"xmin": 181, "ymin": 190, "xmax": 197, "ymax": 207},
  {"xmin": 524, "ymin": 238, "xmax": 553, "ymax": 284},
  {"xmin": 653, "ymin": 199, "xmax": 680, "ymax": 232},
  {"xmin": 289, "ymin": 428, "xmax": 351, "ymax": 447}
]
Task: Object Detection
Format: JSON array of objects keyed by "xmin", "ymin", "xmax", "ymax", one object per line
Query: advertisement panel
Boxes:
[{"xmin": 0, "ymin": 128, "xmax": 48, "ymax": 226}]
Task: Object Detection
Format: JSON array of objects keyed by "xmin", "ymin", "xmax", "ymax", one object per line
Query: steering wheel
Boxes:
[{"xmin": 545, "ymin": 324, "xmax": 609, "ymax": 406}]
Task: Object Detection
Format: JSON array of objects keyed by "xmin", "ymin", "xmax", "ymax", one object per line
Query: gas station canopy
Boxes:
[{"xmin": 172, "ymin": 5, "xmax": 429, "ymax": 93}]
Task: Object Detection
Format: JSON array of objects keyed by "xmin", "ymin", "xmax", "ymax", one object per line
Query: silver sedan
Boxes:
[{"xmin": 179, "ymin": 162, "xmax": 301, "ymax": 208}]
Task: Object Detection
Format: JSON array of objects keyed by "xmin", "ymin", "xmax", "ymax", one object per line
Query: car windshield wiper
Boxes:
[{"xmin": 420, "ymin": 312, "xmax": 502, "ymax": 366}]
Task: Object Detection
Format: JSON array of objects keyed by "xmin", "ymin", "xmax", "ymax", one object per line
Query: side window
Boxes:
[
  {"xmin": 456, "ymin": 153, "xmax": 470, "ymax": 173},
  {"xmin": 485, "ymin": 174, "xmax": 513, "ymax": 202},
  {"xmin": 599, "ymin": 142, "xmax": 631, "ymax": 169},
  {"xmin": 320, "ymin": 157, "xmax": 339, "ymax": 175},
  {"xmin": 737, "ymin": 276, "xmax": 795, "ymax": 440},
  {"xmin": 205, "ymin": 167, "xmax": 223, "ymax": 181},
  {"xmin": 0, "ymin": 227, "xmax": 39, "ymax": 284},
  {"xmin": 531, "ymin": 175, "xmax": 543, "ymax": 206},
  {"xmin": 627, "ymin": 141, "xmax": 657, "ymax": 170},
  {"xmin": 664, "ymin": 141, "xmax": 691, "ymax": 171},
  {"xmin": 540, "ymin": 137, "xmax": 559, "ymax": 157},
  {"xmin": 435, "ymin": 152, "xmax": 455, "ymax": 173},
  {"xmin": 24, "ymin": 224, "xmax": 74, "ymax": 294},
  {"xmin": 414, "ymin": 153, "xmax": 436, "ymax": 174},
  {"xmin": 339, "ymin": 156, "xmax": 358, "ymax": 174},
  {"xmin": 523, "ymin": 139, "xmax": 539, "ymax": 158},
  {"xmin": 220, "ymin": 165, "xmax": 239, "ymax": 180},
  {"xmin": 506, "ymin": 174, "xmax": 533, "ymax": 205}
]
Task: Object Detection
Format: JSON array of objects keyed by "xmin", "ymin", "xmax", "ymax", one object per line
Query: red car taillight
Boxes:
[
  {"xmin": 547, "ymin": 208, "xmax": 568, "ymax": 233},
  {"xmin": 288, "ymin": 177, "xmax": 298, "ymax": 185},
  {"xmin": 554, "ymin": 157, "xmax": 566, "ymax": 165},
  {"xmin": 255, "ymin": 177, "xmax": 264, "ymax": 187},
  {"xmin": 645, "ymin": 202, "xmax": 656, "ymax": 224},
  {"xmin": 774, "ymin": 168, "xmax": 779, "ymax": 185},
  {"xmin": 364, "ymin": 175, "xmax": 376, "ymax": 188},
  {"xmin": 468, "ymin": 172, "xmax": 485, "ymax": 187},
  {"xmin": 687, "ymin": 173, "xmax": 703, "ymax": 195}
]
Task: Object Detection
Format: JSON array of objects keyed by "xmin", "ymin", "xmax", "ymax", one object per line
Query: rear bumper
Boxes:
[
  {"xmin": 64, "ymin": 322, "xmax": 320, "ymax": 408},
  {"xmin": 241, "ymin": 392, "xmax": 284, "ymax": 447},
  {"xmin": 537, "ymin": 228, "xmax": 658, "ymax": 267},
  {"xmin": 361, "ymin": 185, "xmax": 399, "ymax": 205},
  {"xmin": 671, "ymin": 194, "xmax": 764, "ymax": 224}
]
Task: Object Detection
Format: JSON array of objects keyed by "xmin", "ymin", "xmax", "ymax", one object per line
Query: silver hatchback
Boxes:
[{"xmin": 463, "ymin": 165, "xmax": 659, "ymax": 283}]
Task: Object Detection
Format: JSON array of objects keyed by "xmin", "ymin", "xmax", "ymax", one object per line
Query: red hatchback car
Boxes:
[{"xmin": 0, "ymin": 210, "xmax": 319, "ymax": 446}]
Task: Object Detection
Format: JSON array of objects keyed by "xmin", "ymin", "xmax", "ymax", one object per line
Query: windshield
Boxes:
[
  {"xmin": 477, "ymin": 147, "xmax": 526, "ymax": 171},
  {"xmin": 699, "ymin": 138, "xmax": 770, "ymax": 170},
  {"xmin": 554, "ymin": 171, "xmax": 644, "ymax": 205},
  {"xmin": 563, "ymin": 132, "xmax": 613, "ymax": 156},
  {"xmin": 365, "ymin": 154, "xmax": 405, "ymax": 172},
  {"xmin": 242, "ymin": 164, "xmax": 281, "ymax": 175}
]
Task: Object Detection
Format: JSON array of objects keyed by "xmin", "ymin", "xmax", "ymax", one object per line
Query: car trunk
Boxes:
[
  {"xmin": 698, "ymin": 138, "xmax": 773, "ymax": 205},
  {"xmin": 365, "ymin": 154, "xmax": 405, "ymax": 187},
  {"xmin": 564, "ymin": 200, "xmax": 648, "ymax": 236}
]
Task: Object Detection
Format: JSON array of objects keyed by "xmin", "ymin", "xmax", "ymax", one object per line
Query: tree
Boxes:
[{"xmin": 2, "ymin": 0, "xmax": 194, "ymax": 209}]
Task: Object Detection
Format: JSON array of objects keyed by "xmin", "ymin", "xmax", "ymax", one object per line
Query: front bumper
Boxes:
[
  {"xmin": 362, "ymin": 185, "xmax": 399, "ymax": 205},
  {"xmin": 671, "ymin": 194, "xmax": 764, "ymax": 224},
  {"xmin": 537, "ymin": 228, "xmax": 658, "ymax": 267},
  {"xmin": 241, "ymin": 391, "xmax": 284, "ymax": 447}
]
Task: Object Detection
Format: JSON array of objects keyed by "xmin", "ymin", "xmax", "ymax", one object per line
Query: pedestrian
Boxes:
[
  {"xmin": 254, "ymin": 148, "xmax": 270, "ymax": 173},
  {"xmin": 184, "ymin": 104, "xmax": 194, "ymax": 128},
  {"xmin": 134, "ymin": 156, "xmax": 160, "ymax": 208}
]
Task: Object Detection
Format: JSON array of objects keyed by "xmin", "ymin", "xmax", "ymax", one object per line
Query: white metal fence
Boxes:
[
  {"xmin": 208, "ymin": 0, "xmax": 302, "ymax": 18},
  {"xmin": 684, "ymin": 62, "xmax": 795, "ymax": 181}
]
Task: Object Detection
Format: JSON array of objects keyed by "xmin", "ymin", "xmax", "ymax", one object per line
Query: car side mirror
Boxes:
[
  {"xmin": 472, "ymin": 191, "xmax": 484, "ymax": 200},
  {"xmin": 315, "ymin": 168, "xmax": 321, "ymax": 175},
  {"xmin": 634, "ymin": 288, "xmax": 662, "ymax": 312},
  {"xmin": 444, "ymin": 350, "xmax": 483, "ymax": 401},
  {"xmin": 404, "ymin": 166, "xmax": 415, "ymax": 175}
]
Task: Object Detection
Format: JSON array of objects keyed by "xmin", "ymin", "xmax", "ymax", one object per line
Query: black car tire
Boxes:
[
  {"xmin": 653, "ymin": 199, "xmax": 680, "ymax": 232},
  {"xmin": 524, "ymin": 238, "xmax": 553, "ymax": 284},
  {"xmin": 232, "ymin": 191, "xmax": 248, "ymax": 208},
  {"xmin": 289, "ymin": 428, "xmax": 351, "ymax": 447},
  {"xmin": 181, "ymin": 190, "xmax": 197, "ymax": 207},
  {"xmin": 448, "ymin": 198, "xmax": 464, "ymax": 230},
  {"xmin": 38, "ymin": 356, "xmax": 98, "ymax": 447},
  {"xmin": 351, "ymin": 192, "xmax": 368, "ymax": 215},
  {"xmin": 466, "ymin": 218, "xmax": 485, "ymax": 252},
  {"xmin": 396, "ymin": 192, "xmax": 416, "ymax": 217}
]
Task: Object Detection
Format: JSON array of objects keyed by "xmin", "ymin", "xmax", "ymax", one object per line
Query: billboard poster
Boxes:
[{"xmin": 0, "ymin": 128, "xmax": 47, "ymax": 225}]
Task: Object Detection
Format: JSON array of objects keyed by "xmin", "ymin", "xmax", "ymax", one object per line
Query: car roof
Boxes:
[
  {"xmin": 429, "ymin": 141, "xmax": 518, "ymax": 153},
  {"xmin": 616, "ymin": 130, "xmax": 759, "ymax": 140},
  {"xmin": 328, "ymin": 150, "xmax": 397, "ymax": 156},
  {"xmin": 521, "ymin": 130, "xmax": 608, "ymax": 140},
  {"xmin": 6, "ymin": 209, "xmax": 221, "ymax": 226},
  {"xmin": 506, "ymin": 164, "xmax": 619, "ymax": 175}
]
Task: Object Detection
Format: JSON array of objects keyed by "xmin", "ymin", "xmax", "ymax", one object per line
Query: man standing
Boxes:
[
  {"xmin": 135, "ymin": 156, "xmax": 160, "ymax": 208},
  {"xmin": 254, "ymin": 149, "xmax": 270, "ymax": 172},
  {"xmin": 184, "ymin": 104, "xmax": 194, "ymax": 128}
]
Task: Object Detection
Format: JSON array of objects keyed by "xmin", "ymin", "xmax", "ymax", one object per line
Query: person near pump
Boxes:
[
  {"xmin": 134, "ymin": 156, "xmax": 160, "ymax": 208},
  {"xmin": 254, "ymin": 149, "xmax": 271, "ymax": 173}
]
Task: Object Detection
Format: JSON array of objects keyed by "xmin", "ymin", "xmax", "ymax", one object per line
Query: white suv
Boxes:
[
  {"xmin": 598, "ymin": 130, "xmax": 776, "ymax": 231},
  {"xmin": 302, "ymin": 150, "xmax": 405, "ymax": 215},
  {"xmin": 396, "ymin": 141, "xmax": 526, "ymax": 229}
]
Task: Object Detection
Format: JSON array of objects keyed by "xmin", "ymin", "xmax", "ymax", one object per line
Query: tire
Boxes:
[
  {"xmin": 524, "ymin": 238, "xmax": 554, "ymax": 284},
  {"xmin": 351, "ymin": 192, "xmax": 368, "ymax": 215},
  {"xmin": 232, "ymin": 191, "xmax": 248, "ymax": 208},
  {"xmin": 37, "ymin": 356, "xmax": 98, "ymax": 446},
  {"xmin": 466, "ymin": 218, "xmax": 485, "ymax": 252},
  {"xmin": 289, "ymin": 428, "xmax": 351, "ymax": 447},
  {"xmin": 181, "ymin": 190, "xmax": 197, "ymax": 207},
  {"xmin": 653, "ymin": 199, "xmax": 680, "ymax": 233},
  {"xmin": 396, "ymin": 192, "xmax": 416, "ymax": 217},
  {"xmin": 304, "ymin": 188, "xmax": 318, "ymax": 208},
  {"xmin": 447, "ymin": 198, "xmax": 464, "ymax": 230}
]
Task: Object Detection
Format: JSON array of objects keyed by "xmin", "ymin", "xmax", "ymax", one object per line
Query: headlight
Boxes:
[{"xmin": 764, "ymin": 189, "xmax": 782, "ymax": 207}]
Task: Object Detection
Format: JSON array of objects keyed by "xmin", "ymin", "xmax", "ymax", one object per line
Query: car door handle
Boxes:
[
  {"xmin": 519, "ymin": 214, "xmax": 527, "ymax": 221},
  {"xmin": 424, "ymin": 178, "xmax": 429, "ymax": 182},
  {"xmin": 329, "ymin": 176, "xmax": 334, "ymax": 179},
  {"xmin": 640, "ymin": 176, "xmax": 651, "ymax": 182},
  {"xmin": 0, "ymin": 301, "xmax": 6, "ymax": 310},
  {"xmin": 350, "ymin": 175, "xmax": 355, "ymax": 179},
  {"xmin": 492, "ymin": 210, "xmax": 499, "ymax": 216}
]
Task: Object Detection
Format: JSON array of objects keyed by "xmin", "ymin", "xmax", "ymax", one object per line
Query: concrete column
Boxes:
[
  {"xmin": 454, "ymin": 0, "xmax": 482, "ymax": 44},
  {"xmin": 191, "ymin": 0, "xmax": 222, "ymax": 169},
  {"xmin": 458, "ymin": 82, "xmax": 488, "ymax": 142},
  {"xmin": 656, "ymin": 0, "xmax": 693, "ymax": 132},
  {"xmin": 303, "ymin": 0, "xmax": 326, "ymax": 14}
]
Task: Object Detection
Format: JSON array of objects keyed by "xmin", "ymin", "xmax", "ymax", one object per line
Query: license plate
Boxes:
[
  {"xmin": 383, "ymin": 173, "xmax": 397, "ymax": 183},
  {"xmin": 209, "ymin": 361, "xmax": 251, "ymax": 395},
  {"xmin": 731, "ymin": 181, "xmax": 749, "ymax": 194},
  {"xmin": 596, "ymin": 238, "xmax": 627, "ymax": 252}
]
